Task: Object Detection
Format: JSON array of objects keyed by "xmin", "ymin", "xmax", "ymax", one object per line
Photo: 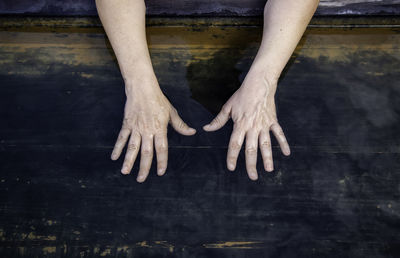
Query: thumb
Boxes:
[
  {"xmin": 203, "ymin": 104, "xmax": 231, "ymax": 132},
  {"xmin": 169, "ymin": 108, "xmax": 196, "ymax": 136}
]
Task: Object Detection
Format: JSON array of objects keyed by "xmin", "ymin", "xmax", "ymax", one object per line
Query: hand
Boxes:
[
  {"xmin": 111, "ymin": 75, "xmax": 196, "ymax": 183},
  {"xmin": 203, "ymin": 69, "xmax": 290, "ymax": 181}
]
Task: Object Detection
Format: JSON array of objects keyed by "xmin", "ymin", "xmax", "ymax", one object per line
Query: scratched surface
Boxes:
[{"xmin": 0, "ymin": 18, "xmax": 400, "ymax": 257}]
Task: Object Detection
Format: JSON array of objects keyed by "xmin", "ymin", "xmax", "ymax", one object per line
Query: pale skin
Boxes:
[{"xmin": 95, "ymin": 0, "xmax": 319, "ymax": 182}]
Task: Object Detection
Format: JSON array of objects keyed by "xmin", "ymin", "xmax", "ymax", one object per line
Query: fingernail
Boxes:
[
  {"xmin": 157, "ymin": 168, "xmax": 165, "ymax": 176},
  {"xmin": 203, "ymin": 125, "xmax": 209, "ymax": 130},
  {"xmin": 250, "ymin": 170, "xmax": 258, "ymax": 180},
  {"xmin": 267, "ymin": 165, "xmax": 274, "ymax": 172},
  {"xmin": 137, "ymin": 175, "xmax": 145, "ymax": 182},
  {"xmin": 121, "ymin": 166, "xmax": 129, "ymax": 174},
  {"xmin": 111, "ymin": 153, "xmax": 117, "ymax": 160},
  {"xmin": 228, "ymin": 163, "xmax": 235, "ymax": 171}
]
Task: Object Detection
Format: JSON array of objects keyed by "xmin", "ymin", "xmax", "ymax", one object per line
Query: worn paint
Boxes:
[
  {"xmin": 46, "ymin": 220, "xmax": 56, "ymax": 226},
  {"xmin": 42, "ymin": 246, "xmax": 56, "ymax": 254},
  {"xmin": 116, "ymin": 245, "xmax": 129, "ymax": 252},
  {"xmin": 136, "ymin": 241, "xmax": 151, "ymax": 247},
  {"xmin": 0, "ymin": 24, "xmax": 399, "ymax": 80},
  {"xmin": 0, "ymin": 16, "xmax": 399, "ymax": 258},
  {"xmin": 203, "ymin": 241, "xmax": 263, "ymax": 249},
  {"xmin": 18, "ymin": 232, "xmax": 57, "ymax": 241},
  {"xmin": 99, "ymin": 248, "xmax": 111, "ymax": 256}
]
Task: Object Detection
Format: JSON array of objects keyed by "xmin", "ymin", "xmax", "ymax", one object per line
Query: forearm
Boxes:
[
  {"xmin": 95, "ymin": 0, "xmax": 157, "ymax": 93},
  {"xmin": 252, "ymin": 0, "xmax": 319, "ymax": 83}
]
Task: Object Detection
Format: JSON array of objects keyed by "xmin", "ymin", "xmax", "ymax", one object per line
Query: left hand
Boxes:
[{"xmin": 203, "ymin": 69, "xmax": 290, "ymax": 180}]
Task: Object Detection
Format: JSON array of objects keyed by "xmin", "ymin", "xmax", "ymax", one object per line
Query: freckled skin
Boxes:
[{"xmin": 95, "ymin": 0, "xmax": 319, "ymax": 182}]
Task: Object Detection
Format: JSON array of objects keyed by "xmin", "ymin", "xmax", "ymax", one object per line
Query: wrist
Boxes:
[
  {"xmin": 249, "ymin": 58, "xmax": 280, "ymax": 86},
  {"xmin": 245, "ymin": 64, "xmax": 278, "ymax": 91},
  {"xmin": 124, "ymin": 72, "xmax": 162, "ymax": 97},
  {"xmin": 120, "ymin": 56, "xmax": 155, "ymax": 82}
]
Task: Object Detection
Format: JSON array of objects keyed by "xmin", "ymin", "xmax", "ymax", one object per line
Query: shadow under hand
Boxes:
[{"xmin": 186, "ymin": 48, "xmax": 244, "ymax": 115}]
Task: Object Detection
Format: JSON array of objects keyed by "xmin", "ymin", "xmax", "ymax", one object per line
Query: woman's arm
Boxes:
[
  {"xmin": 96, "ymin": 0, "xmax": 196, "ymax": 183},
  {"xmin": 96, "ymin": 0, "xmax": 153, "ymax": 85},
  {"xmin": 253, "ymin": 0, "xmax": 320, "ymax": 81},
  {"xmin": 204, "ymin": 0, "xmax": 319, "ymax": 180}
]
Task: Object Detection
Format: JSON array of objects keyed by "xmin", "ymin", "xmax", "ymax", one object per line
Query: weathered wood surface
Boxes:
[
  {"xmin": 0, "ymin": 18, "xmax": 400, "ymax": 257},
  {"xmin": 0, "ymin": 0, "xmax": 400, "ymax": 16}
]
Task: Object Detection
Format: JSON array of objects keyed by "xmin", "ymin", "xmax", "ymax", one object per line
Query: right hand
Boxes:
[{"xmin": 111, "ymin": 75, "xmax": 196, "ymax": 183}]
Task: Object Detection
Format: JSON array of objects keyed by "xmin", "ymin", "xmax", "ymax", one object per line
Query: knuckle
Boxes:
[
  {"xmin": 142, "ymin": 148, "xmax": 152, "ymax": 156},
  {"xmin": 127, "ymin": 144, "xmax": 138, "ymax": 151},
  {"xmin": 229, "ymin": 142, "xmax": 242, "ymax": 150},
  {"xmin": 154, "ymin": 127, "xmax": 165, "ymax": 134},
  {"xmin": 272, "ymin": 124, "xmax": 284, "ymax": 135},
  {"xmin": 118, "ymin": 131, "xmax": 129, "ymax": 140},
  {"xmin": 179, "ymin": 121, "xmax": 187, "ymax": 129},
  {"xmin": 243, "ymin": 111, "xmax": 253, "ymax": 118},
  {"xmin": 171, "ymin": 108, "xmax": 178, "ymax": 115},
  {"xmin": 227, "ymin": 156, "xmax": 236, "ymax": 164},
  {"xmin": 131, "ymin": 131, "xmax": 140, "ymax": 138},
  {"xmin": 122, "ymin": 118, "xmax": 130, "ymax": 126},
  {"xmin": 154, "ymin": 118, "xmax": 161, "ymax": 130},
  {"xmin": 221, "ymin": 105, "xmax": 230, "ymax": 114},
  {"xmin": 261, "ymin": 141, "xmax": 270, "ymax": 147},
  {"xmin": 213, "ymin": 116, "xmax": 221, "ymax": 125},
  {"xmin": 122, "ymin": 118, "xmax": 135, "ymax": 129},
  {"xmin": 121, "ymin": 125, "xmax": 129, "ymax": 131},
  {"xmin": 245, "ymin": 147, "xmax": 257, "ymax": 155},
  {"xmin": 157, "ymin": 144, "xmax": 168, "ymax": 152}
]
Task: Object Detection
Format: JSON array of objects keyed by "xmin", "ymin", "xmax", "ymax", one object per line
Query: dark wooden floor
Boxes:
[{"xmin": 0, "ymin": 17, "xmax": 400, "ymax": 257}]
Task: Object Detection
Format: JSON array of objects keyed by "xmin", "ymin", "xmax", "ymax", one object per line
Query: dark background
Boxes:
[{"xmin": 1, "ymin": 0, "xmax": 400, "ymax": 258}]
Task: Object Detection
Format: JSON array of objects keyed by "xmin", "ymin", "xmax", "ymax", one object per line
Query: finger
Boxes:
[
  {"xmin": 154, "ymin": 132, "xmax": 168, "ymax": 176},
  {"xmin": 259, "ymin": 129, "xmax": 274, "ymax": 172},
  {"xmin": 226, "ymin": 126, "xmax": 245, "ymax": 171},
  {"xmin": 111, "ymin": 127, "xmax": 131, "ymax": 160},
  {"xmin": 120, "ymin": 131, "xmax": 141, "ymax": 174},
  {"xmin": 137, "ymin": 135, "xmax": 154, "ymax": 183},
  {"xmin": 203, "ymin": 104, "xmax": 231, "ymax": 132},
  {"xmin": 270, "ymin": 123, "xmax": 291, "ymax": 156},
  {"xmin": 245, "ymin": 130, "xmax": 258, "ymax": 181},
  {"xmin": 170, "ymin": 108, "xmax": 196, "ymax": 136}
]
